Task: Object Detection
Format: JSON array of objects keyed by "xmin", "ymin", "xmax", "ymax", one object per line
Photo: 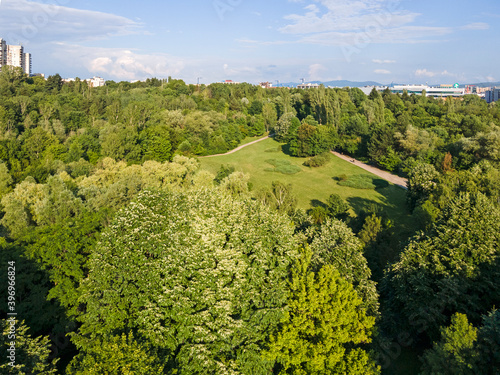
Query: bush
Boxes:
[
  {"xmin": 265, "ymin": 159, "xmax": 301, "ymax": 175},
  {"xmin": 303, "ymin": 152, "xmax": 331, "ymax": 168}
]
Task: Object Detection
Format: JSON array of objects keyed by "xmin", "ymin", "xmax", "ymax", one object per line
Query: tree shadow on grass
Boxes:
[
  {"xmin": 310, "ymin": 199, "xmax": 327, "ymax": 208},
  {"xmin": 346, "ymin": 187, "xmax": 415, "ymax": 280}
]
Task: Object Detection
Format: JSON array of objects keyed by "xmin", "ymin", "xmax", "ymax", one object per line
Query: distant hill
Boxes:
[
  {"xmin": 464, "ymin": 82, "xmax": 500, "ymax": 88},
  {"xmin": 280, "ymin": 80, "xmax": 383, "ymax": 88}
]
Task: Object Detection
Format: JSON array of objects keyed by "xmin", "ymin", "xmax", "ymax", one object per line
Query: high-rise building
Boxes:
[
  {"xmin": 7, "ymin": 45, "xmax": 24, "ymax": 68},
  {"xmin": 485, "ymin": 88, "xmax": 500, "ymax": 103},
  {"xmin": 24, "ymin": 53, "xmax": 31, "ymax": 76},
  {"xmin": 0, "ymin": 39, "xmax": 7, "ymax": 67},
  {"xmin": 0, "ymin": 38, "xmax": 32, "ymax": 75}
]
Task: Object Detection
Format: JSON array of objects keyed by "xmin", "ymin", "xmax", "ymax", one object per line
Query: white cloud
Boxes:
[
  {"xmin": 415, "ymin": 69, "xmax": 455, "ymax": 78},
  {"xmin": 373, "ymin": 59, "xmax": 396, "ymax": 64},
  {"xmin": 298, "ymin": 26, "xmax": 452, "ymax": 46},
  {"xmin": 0, "ymin": 0, "xmax": 140, "ymax": 45},
  {"xmin": 277, "ymin": 0, "xmax": 462, "ymax": 50},
  {"xmin": 461, "ymin": 22, "xmax": 490, "ymax": 30},
  {"xmin": 374, "ymin": 69, "xmax": 391, "ymax": 74},
  {"xmin": 308, "ymin": 63, "xmax": 327, "ymax": 80},
  {"xmin": 52, "ymin": 43, "xmax": 186, "ymax": 81}
]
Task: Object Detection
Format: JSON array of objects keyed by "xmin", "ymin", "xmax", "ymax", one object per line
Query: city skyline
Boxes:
[{"xmin": 0, "ymin": 0, "xmax": 498, "ymax": 84}]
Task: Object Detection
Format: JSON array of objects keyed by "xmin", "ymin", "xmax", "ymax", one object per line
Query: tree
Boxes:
[
  {"xmin": 67, "ymin": 333, "xmax": 165, "ymax": 375},
  {"xmin": 73, "ymin": 188, "xmax": 300, "ymax": 374},
  {"xmin": 45, "ymin": 74, "xmax": 63, "ymax": 92},
  {"xmin": 0, "ymin": 162, "xmax": 13, "ymax": 199},
  {"xmin": 262, "ymin": 102, "xmax": 278, "ymax": 132},
  {"xmin": 264, "ymin": 248, "xmax": 379, "ymax": 375},
  {"xmin": 0, "ymin": 319, "xmax": 58, "ymax": 374},
  {"xmin": 420, "ymin": 313, "xmax": 477, "ymax": 375},
  {"xmin": 308, "ymin": 219, "xmax": 379, "ymax": 315},
  {"xmin": 406, "ymin": 162, "xmax": 439, "ymax": 211},
  {"xmin": 325, "ymin": 193, "xmax": 350, "ymax": 221},
  {"xmin": 256, "ymin": 181, "xmax": 297, "ymax": 215},
  {"xmin": 384, "ymin": 193, "xmax": 500, "ymax": 342},
  {"xmin": 140, "ymin": 125, "xmax": 172, "ymax": 162}
]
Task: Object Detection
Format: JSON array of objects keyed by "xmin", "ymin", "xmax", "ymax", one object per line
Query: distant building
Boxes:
[
  {"xmin": 485, "ymin": 88, "xmax": 500, "ymax": 103},
  {"xmin": 0, "ymin": 39, "xmax": 6, "ymax": 67},
  {"xmin": 6, "ymin": 45, "xmax": 24, "ymax": 69},
  {"xmin": 297, "ymin": 83, "xmax": 320, "ymax": 89},
  {"xmin": 389, "ymin": 84, "xmax": 464, "ymax": 98},
  {"xmin": 222, "ymin": 80, "xmax": 240, "ymax": 85},
  {"xmin": 85, "ymin": 76, "xmax": 106, "ymax": 87},
  {"xmin": 0, "ymin": 38, "xmax": 32, "ymax": 75},
  {"xmin": 24, "ymin": 53, "xmax": 31, "ymax": 76},
  {"xmin": 259, "ymin": 81, "xmax": 273, "ymax": 89}
]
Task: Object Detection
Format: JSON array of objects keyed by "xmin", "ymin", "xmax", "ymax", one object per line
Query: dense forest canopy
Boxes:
[{"xmin": 1, "ymin": 66, "xmax": 499, "ymax": 374}]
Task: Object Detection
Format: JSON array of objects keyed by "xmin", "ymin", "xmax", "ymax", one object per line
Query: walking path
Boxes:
[
  {"xmin": 199, "ymin": 136, "xmax": 407, "ymax": 189},
  {"xmin": 201, "ymin": 135, "xmax": 271, "ymax": 158},
  {"xmin": 331, "ymin": 151, "xmax": 408, "ymax": 189}
]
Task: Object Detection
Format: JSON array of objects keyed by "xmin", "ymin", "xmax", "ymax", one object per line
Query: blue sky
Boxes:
[{"xmin": 0, "ymin": 0, "xmax": 498, "ymax": 84}]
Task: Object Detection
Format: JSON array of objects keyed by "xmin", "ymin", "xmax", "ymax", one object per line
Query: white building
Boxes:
[
  {"xmin": 389, "ymin": 84, "xmax": 464, "ymax": 98},
  {"xmin": 6, "ymin": 45, "xmax": 24, "ymax": 69},
  {"xmin": 24, "ymin": 53, "xmax": 31, "ymax": 76},
  {"xmin": 0, "ymin": 38, "xmax": 33, "ymax": 75},
  {"xmin": 297, "ymin": 83, "xmax": 320, "ymax": 89},
  {"xmin": 86, "ymin": 76, "xmax": 106, "ymax": 87}
]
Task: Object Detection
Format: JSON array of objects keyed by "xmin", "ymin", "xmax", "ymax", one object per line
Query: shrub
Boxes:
[
  {"xmin": 265, "ymin": 159, "xmax": 301, "ymax": 175},
  {"xmin": 303, "ymin": 152, "xmax": 331, "ymax": 168}
]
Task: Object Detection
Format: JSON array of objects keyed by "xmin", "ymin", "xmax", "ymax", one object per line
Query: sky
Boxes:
[{"xmin": 0, "ymin": 0, "xmax": 498, "ymax": 85}]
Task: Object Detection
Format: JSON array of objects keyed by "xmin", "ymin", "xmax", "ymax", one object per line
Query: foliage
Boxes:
[
  {"xmin": 67, "ymin": 333, "xmax": 165, "ymax": 375},
  {"xmin": 307, "ymin": 219, "xmax": 379, "ymax": 315},
  {"xmin": 325, "ymin": 193, "xmax": 350, "ymax": 221},
  {"xmin": 256, "ymin": 181, "xmax": 297, "ymax": 215},
  {"xmin": 265, "ymin": 159, "xmax": 302, "ymax": 175},
  {"xmin": 74, "ymin": 188, "xmax": 300, "ymax": 374},
  {"xmin": 264, "ymin": 248, "xmax": 379, "ymax": 375},
  {"xmin": 0, "ymin": 319, "xmax": 58, "ymax": 374},
  {"xmin": 384, "ymin": 193, "xmax": 500, "ymax": 341},
  {"xmin": 420, "ymin": 313, "xmax": 477, "ymax": 375},
  {"xmin": 303, "ymin": 152, "xmax": 331, "ymax": 168}
]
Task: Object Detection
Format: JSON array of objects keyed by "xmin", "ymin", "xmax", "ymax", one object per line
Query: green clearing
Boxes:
[{"xmin": 199, "ymin": 138, "xmax": 411, "ymax": 227}]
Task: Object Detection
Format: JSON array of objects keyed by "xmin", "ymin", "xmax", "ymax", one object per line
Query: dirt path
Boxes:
[
  {"xmin": 331, "ymin": 151, "xmax": 408, "ymax": 189},
  {"xmin": 201, "ymin": 135, "xmax": 271, "ymax": 158}
]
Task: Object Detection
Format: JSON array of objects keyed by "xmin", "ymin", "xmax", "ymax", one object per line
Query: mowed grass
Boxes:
[{"xmin": 199, "ymin": 138, "xmax": 411, "ymax": 226}]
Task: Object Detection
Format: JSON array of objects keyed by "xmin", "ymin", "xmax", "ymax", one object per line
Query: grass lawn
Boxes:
[{"xmin": 199, "ymin": 138, "xmax": 411, "ymax": 227}]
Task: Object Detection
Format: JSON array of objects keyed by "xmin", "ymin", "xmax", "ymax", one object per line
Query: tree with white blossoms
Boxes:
[{"xmin": 72, "ymin": 188, "xmax": 300, "ymax": 374}]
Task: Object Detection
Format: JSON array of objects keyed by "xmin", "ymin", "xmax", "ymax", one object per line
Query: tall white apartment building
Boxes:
[
  {"xmin": 0, "ymin": 38, "xmax": 32, "ymax": 76},
  {"xmin": 7, "ymin": 45, "xmax": 24, "ymax": 69},
  {"xmin": 24, "ymin": 53, "xmax": 32, "ymax": 76}
]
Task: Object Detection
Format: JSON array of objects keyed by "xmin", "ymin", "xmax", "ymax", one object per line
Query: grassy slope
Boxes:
[{"xmin": 200, "ymin": 138, "xmax": 410, "ymax": 225}]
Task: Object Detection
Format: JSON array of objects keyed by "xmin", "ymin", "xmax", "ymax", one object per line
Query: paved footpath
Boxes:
[
  {"xmin": 201, "ymin": 135, "xmax": 271, "ymax": 158},
  {"xmin": 331, "ymin": 151, "xmax": 408, "ymax": 189}
]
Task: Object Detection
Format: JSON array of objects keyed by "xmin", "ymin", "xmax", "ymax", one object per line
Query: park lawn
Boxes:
[{"xmin": 199, "ymin": 138, "xmax": 410, "ymax": 226}]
